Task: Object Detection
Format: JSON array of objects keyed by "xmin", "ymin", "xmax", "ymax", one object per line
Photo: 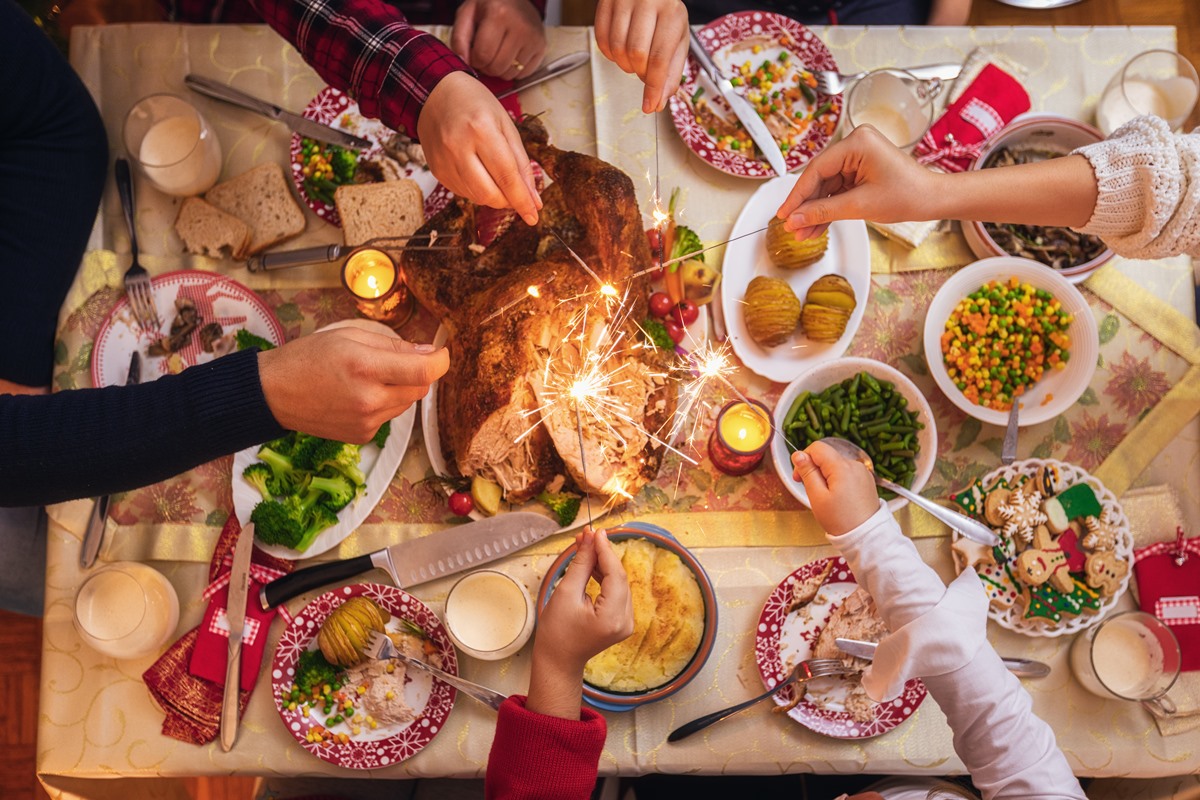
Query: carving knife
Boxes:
[
  {"xmin": 687, "ymin": 29, "xmax": 789, "ymax": 177},
  {"xmin": 80, "ymin": 351, "xmax": 140, "ymax": 568},
  {"xmin": 260, "ymin": 512, "xmax": 560, "ymax": 610},
  {"xmin": 495, "ymin": 51, "xmax": 591, "ymax": 100},
  {"xmin": 220, "ymin": 521, "xmax": 256, "ymax": 752},
  {"xmin": 184, "ymin": 74, "xmax": 372, "ymax": 151},
  {"xmin": 835, "ymin": 637, "xmax": 1051, "ymax": 679}
]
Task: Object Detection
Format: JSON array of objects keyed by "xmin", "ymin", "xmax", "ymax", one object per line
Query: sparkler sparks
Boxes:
[
  {"xmin": 667, "ymin": 339, "xmax": 746, "ymax": 448},
  {"xmin": 479, "ymin": 281, "xmax": 551, "ymax": 325}
]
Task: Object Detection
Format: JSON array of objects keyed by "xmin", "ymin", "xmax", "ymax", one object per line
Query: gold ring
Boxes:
[{"xmin": 512, "ymin": 60, "xmax": 525, "ymax": 72}]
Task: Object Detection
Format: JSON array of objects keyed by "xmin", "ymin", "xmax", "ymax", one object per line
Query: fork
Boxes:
[
  {"xmin": 1001, "ymin": 401, "xmax": 1020, "ymax": 466},
  {"xmin": 114, "ymin": 158, "xmax": 161, "ymax": 332},
  {"xmin": 812, "ymin": 62, "xmax": 962, "ymax": 95},
  {"xmin": 667, "ymin": 658, "xmax": 852, "ymax": 742},
  {"xmin": 365, "ymin": 630, "xmax": 508, "ymax": 712}
]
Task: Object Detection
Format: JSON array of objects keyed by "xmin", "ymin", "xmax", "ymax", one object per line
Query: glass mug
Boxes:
[
  {"xmin": 73, "ymin": 561, "xmax": 180, "ymax": 660},
  {"xmin": 123, "ymin": 94, "xmax": 223, "ymax": 196},
  {"xmin": 1096, "ymin": 49, "xmax": 1199, "ymax": 136},
  {"xmin": 1069, "ymin": 610, "xmax": 1181, "ymax": 718},
  {"xmin": 845, "ymin": 69, "xmax": 944, "ymax": 151}
]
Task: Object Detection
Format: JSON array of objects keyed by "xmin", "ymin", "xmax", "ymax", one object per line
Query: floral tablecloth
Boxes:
[{"xmin": 38, "ymin": 22, "xmax": 1200, "ymax": 795}]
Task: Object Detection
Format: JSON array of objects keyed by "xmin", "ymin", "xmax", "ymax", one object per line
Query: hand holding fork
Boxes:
[{"xmin": 114, "ymin": 158, "xmax": 160, "ymax": 332}]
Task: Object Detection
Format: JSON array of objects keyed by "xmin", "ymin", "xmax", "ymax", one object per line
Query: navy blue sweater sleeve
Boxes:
[{"xmin": 1, "ymin": 349, "xmax": 286, "ymax": 506}]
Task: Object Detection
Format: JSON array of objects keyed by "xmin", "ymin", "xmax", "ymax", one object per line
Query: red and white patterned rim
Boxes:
[
  {"xmin": 90, "ymin": 270, "xmax": 284, "ymax": 388},
  {"xmin": 668, "ymin": 11, "xmax": 842, "ymax": 179},
  {"xmin": 755, "ymin": 556, "xmax": 926, "ymax": 739},
  {"xmin": 289, "ymin": 87, "xmax": 452, "ymax": 227},
  {"xmin": 271, "ymin": 583, "xmax": 458, "ymax": 769}
]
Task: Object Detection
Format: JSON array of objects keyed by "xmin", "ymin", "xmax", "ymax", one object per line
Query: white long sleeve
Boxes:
[
  {"xmin": 829, "ymin": 503, "xmax": 1086, "ymax": 800},
  {"xmin": 1072, "ymin": 116, "xmax": 1200, "ymax": 259}
]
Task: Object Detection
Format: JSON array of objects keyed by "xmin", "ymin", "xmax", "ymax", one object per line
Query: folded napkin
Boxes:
[{"xmin": 143, "ymin": 516, "xmax": 293, "ymax": 744}]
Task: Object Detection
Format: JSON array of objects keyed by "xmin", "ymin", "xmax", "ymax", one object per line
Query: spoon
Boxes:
[{"xmin": 813, "ymin": 437, "xmax": 1001, "ymax": 547}]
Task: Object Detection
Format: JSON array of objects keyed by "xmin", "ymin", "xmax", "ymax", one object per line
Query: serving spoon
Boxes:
[{"xmin": 814, "ymin": 437, "xmax": 1001, "ymax": 547}]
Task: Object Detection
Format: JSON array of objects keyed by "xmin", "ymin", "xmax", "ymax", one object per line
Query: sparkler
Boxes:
[{"xmin": 479, "ymin": 281, "xmax": 553, "ymax": 325}]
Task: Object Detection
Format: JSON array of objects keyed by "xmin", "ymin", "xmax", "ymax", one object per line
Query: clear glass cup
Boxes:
[
  {"xmin": 845, "ymin": 69, "xmax": 944, "ymax": 151},
  {"xmin": 1069, "ymin": 610, "xmax": 1181, "ymax": 718},
  {"xmin": 73, "ymin": 562, "xmax": 180, "ymax": 660},
  {"xmin": 443, "ymin": 570, "xmax": 535, "ymax": 661},
  {"xmin": 123, "ymin": 94, "xmax": 223, "ymax": 196},
  {"xmin": 341, "ymin": 247, "xmax": 415, "ymax": 327},
  {"xmin": 1096, "ymin": 50, "xmax": 1199, "ymax": 135}
]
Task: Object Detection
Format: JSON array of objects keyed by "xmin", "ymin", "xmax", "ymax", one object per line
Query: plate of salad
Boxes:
[
  {"xmin": 668, "ymin": 11, "xmax": 842, "ymax": 178},
  {"xmin": 231, "ymin": 319, "xmax": 416, "ymax": 559}
]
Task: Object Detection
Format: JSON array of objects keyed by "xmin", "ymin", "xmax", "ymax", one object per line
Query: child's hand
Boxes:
[{"xmin": 791, "ymin": 441, "xmax": 880, "ymax": 536}]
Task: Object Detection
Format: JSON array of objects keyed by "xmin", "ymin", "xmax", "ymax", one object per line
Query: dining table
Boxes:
[{"xmin": 37, "ymin": 18, "xmax": 1200, "ymax": 798}]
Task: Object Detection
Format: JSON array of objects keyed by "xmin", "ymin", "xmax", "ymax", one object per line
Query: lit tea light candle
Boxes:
[
  {"xmin": 708, "ymin": 399, "xmax": 773, "ymax": 475},
  {"xmin": 342, "ymin": 248, "xmax": 397, "ymax": 299}
]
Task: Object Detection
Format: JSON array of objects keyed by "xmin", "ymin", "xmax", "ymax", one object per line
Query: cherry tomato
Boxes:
[
  {"xmin": 448, "ymin": 491, "xmax": 474, "ymax": 516},
  {"xmin": 649, "ymin": 291, "xmax": 673, "ymax": 318},
  {"xmin": 672, "ymin": 300, "xmax": 700, "ymax": 327},
  {"xmin": 663, "ymin": 318, "xmax": 685, "ymax": 345}
]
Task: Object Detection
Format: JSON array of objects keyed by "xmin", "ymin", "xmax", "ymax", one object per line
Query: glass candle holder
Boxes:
[
  {"xmin": 708, "ymin": 399, "xmax": 773, "ymax": 476},
  {"xmin": 341, "ymin": 247, "xmax": 414, "ymax": 327}
]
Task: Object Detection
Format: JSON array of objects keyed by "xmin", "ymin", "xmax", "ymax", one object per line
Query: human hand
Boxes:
[
  {"xmin": 594, "ymin": 0, "xmax": 689, "ymax": 113},
  {"xmin": 418, "ymin": 72, "xmax": 542, "ymax": 226},
  {"xmin": 256, "ymin": 326, "xmax": 449, "ymax": 443},
  {"xmin": 451, "ymin": 0, "xmax": 546, "ymax": 80},
  {"xmin": 791, "ymin": 441, "xmax": 879, "ymax": 536},
  {"xmin": 775, "ymin": 125, "xmax": 940, "ymax": 241}
]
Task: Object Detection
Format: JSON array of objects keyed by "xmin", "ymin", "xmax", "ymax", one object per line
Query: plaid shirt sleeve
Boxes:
[{"xmin": 252, "ymin": 0, "xmax": 471, "ymax": 137}]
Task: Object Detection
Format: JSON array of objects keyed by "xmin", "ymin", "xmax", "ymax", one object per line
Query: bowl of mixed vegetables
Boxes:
[
  {"xmin": 770, "ymin": 357, "xmax": 936, "ymax": 514},
  {"xmin": 923, "ymin": 257, "xmax": 1098, "ymax": 427}
]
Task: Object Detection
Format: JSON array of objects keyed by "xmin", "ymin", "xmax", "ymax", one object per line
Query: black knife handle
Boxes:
[{"xmin": 259, "ymin": 553, "xmax": 376, "ymax": 610}]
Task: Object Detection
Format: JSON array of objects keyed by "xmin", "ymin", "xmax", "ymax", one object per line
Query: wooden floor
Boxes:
[{"xmin": 9, "ymin": 1, "xmax": 1197, "ymax": 798}]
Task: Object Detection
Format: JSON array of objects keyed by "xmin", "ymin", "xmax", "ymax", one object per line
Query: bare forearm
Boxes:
[{"xmin": 931, "ymin": 155, "xmax": 1098, "ymax": 228}]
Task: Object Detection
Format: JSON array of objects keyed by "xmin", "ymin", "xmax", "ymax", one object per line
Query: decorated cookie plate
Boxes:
[
  {"xmin": 271, "ymin": 583, "xmax": 457, "ymax": 769},
  {"xmin": 950, "ymin": 458, "xmax": 1133, "ymax": 638},
  {"xmin": 756, "ymin": 556, "xmax": 926, "ymax": 739}
]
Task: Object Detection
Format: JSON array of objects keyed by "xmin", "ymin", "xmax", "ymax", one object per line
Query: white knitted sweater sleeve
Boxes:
[{"xmin": 1071, "ymin": 116, "xmax": 1200, "ymax": 259}]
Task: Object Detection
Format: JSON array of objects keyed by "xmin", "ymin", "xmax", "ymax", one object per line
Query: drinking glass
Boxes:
[
  {"xmin": 845, "ymin": 69, "xmax": 944, "ymax": 151},
  {"xmin": 1069, "ymin": 610, "xmax": 1181, "ymax": 718},
  {"xmin": 444, "ymin": 570, "xmax": 535, "ymax": 661},
  {"xmin": 1096, "ymin": 50, "xmax": 1199, "ymax": 135},
  {"xmin": 123, "ymin": 94, "xmax": 223, "ymax": 196},
  {"xmin": 74, "ymin": 562, "xmax": 180, "ymax": 659}
]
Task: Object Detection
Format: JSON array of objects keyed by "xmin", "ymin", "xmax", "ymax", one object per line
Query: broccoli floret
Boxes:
[
  {"xmin": 291, "ymin": 437, "xmax": 365, "ymax": 486},
  {"xmin": 330, "ymin": 146, "xmax": 359, "ymax": 183},
  {"xmin": 536, "ymin": 491, "xmax": 583, "ymax": 527},
  {"xmin": 257, "ymin": 446, "xmax": 300, "ymax": 495},
  {"xmin": 262, "ymin": 432, "xmax": 299, "ymax": 457},
  {"xmin": 309, "ymin": 473, "xmax": 357, "ymax": 513},
  {"xmin": 242, "ymin": 463, "xmax": 275, "ymax": 502},
  {"xmin": 235, "ymin": 329, "xmax": 276, "ymax": 352},
  {"xmin": 670, "ymin": 224, "xmax": 704, "ymax": 264},
  {"xmin": 372, "ymin": 420, "xmax": 392, "ymax": 449},
  {"xmin": 295, "ymin": 649, "xmax": 341, "ymax": 696},
  {"xmin": 250, "ymin": 499, "xmax": 306, "ymax": 548},
  {"xmin": 640, "ymin": 318, "xmax": 674, "ymax": 351},
  {"xmin": 295, "ymin": 503, "xmax": 339, "ymax": 553}
]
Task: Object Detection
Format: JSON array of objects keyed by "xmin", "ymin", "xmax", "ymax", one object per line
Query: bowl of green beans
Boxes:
[{"xmin": 771, "ymin": 357, "xmax": 937, "ymax": 513}]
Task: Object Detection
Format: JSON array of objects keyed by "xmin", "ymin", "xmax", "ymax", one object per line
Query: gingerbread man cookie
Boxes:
[
  {"xmin": 1085, "ymin": 550, "xmax": 1129, "ymax": 596},
  {"xmin": 1014, "ymin": 525, "xmax": 1075, "ymax": 594},
  {"xmin": 1082, "ymin": 509, "xmax": 1119, "ymax": 552},
  {"xmin": 997, "ymin": 483, "xmax": 1047, "ymax": 546}
]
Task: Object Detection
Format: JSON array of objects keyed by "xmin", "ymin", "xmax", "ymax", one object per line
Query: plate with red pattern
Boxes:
[
  {"xmin": 90, "ymin": 270, "xmax": 284, "ymax": 388},
  {"xmin": 755, "ymin": 556, "xmax": 926, "ymax": 739},
  {"xmin": 668, "ymin": 11, "xmax": 842, "ymax": 178},
  {"xmin": 271, "ymin": 583, "xmax": 457, "ymax": 769}
]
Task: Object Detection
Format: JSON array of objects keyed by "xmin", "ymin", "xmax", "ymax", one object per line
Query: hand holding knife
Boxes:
[{"xmin": 220, "ymin": 521, "xmax": 256, "ymax": 752}]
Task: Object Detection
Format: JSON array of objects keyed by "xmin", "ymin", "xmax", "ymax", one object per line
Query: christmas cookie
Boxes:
[
  {"xmin": 1042, "ymin": 483, "xmax": 1102, "ymax": 534},
  {"xmin": 997, "ymin": 483, "xmax": 1047, "ymax": 546},
  {"xmin": 1085, "ymin": 550, "xmax": 1129, "ymax": 596},
  {"xmin": 984, "ymin": 488, "xmax": 1012, "ymax": 528},
  {"xmin": 1021, "ymin": 577, "xmax": 1102, "ymax": 624},
  {"xmin": 952, "ymin": 536, "xmax": 998, "ymax": 572},
  {"xmin": 1032, "ymin": 463, "xmax": 1062, "ymax": 497},
  {"xmin": 1014, "ymin": 525, "xmax": 1075, "ymax": 594},
  {"xmin": 1082, "ymin": 510, "xmax": 1119, "ymax": 552},
  {"xmin": 978, "ymin": 563, "xmax": 1023, "ymax": 609}
]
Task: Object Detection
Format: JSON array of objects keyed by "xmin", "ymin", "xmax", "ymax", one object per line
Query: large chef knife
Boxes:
[
  {"xmin": 260, "ymin": 512, "xmax": 560, "ymax": 610},
  {"xmin": 80, "ymin": 351, "xmax": 141, "ymax": 568},
  {"xmin": 184, "ymin": 74, "xmax": 371, "ymax": 151},
  {"xmin": 220, "ymin": 521, "xmax": 256, "ymax": 752},
  {"xmin": 687, "ymin": 29, "xmax": 789, "ymax": 177},
  {"xmin": 834, "ymin": 637, "xmax": 1051, "ymax": 679}
]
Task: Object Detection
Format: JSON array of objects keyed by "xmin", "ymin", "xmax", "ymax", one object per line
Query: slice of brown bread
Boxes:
[
  {"xmin": 205, "ymin": 162, "xmax": 306, "ymax": 255},
  {"xmin": 174, "ymin": 197, "xmax": 252, "ymax": 260},
  {"xmin": 334, "ymin": 179, "xmax": 425, "ymax": 246}
]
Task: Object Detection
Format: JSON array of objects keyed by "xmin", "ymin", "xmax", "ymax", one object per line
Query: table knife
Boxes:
[
  {"xmin": 220, "ymin": 521, "xmax": 256, "ymax": 752},
  {"xmin": 495, "ymin": 51, "xmax": 590, "ymax": 100},
  {"xmin": 260, "ymin": 512, "xmax": 560, "ymax": 609},
  {"xmin": 184, "ymin": 74, "xmax": 371, "ymax": 151},
  {"xmin": 834, "ymin": 637, "xmax": 1051, "ymax": 679},
  {"xmin": 687, "ymin": 29, "xmax": 788, "ymax": 177},
  {"xmin": 80, "ymin": 351, "xmax": 141, "ymax": 569}
]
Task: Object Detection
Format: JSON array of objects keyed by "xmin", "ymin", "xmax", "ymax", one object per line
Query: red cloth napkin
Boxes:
[
  {"xmin": 913, "ymin": 63, "xmax": 1031, "ymax": 173},
  {"xmin": 143, "ymin": 516, "xmax": 293, "ymax": 744},
  {"xmin": 1134, "ymin": 527, "xmax": 1200, "ymax": 672}
]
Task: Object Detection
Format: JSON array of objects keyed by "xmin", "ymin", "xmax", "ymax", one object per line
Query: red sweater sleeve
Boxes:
[{"xmin": 485, "ymin": 695, "xmax": 606, "ymax": 800}]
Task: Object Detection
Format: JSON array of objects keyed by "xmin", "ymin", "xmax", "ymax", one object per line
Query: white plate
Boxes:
[
  {"xmin": 91, "ymin": 270, "xmax": 284, "ymax": 387},
  {"xmin": 770, "ymin": 357, "xmax": 936, "ymax": 514},
  {"xmin": 923, "ymin": 257, "xmax": 1098, "ymax": 427},
  {"xmin": 232, "ymin": 319, "xmax": 415, "ymax": 559},
  {"xmin": 721, "ymin": 176, "xmax": 870, "ymax": 383}
]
